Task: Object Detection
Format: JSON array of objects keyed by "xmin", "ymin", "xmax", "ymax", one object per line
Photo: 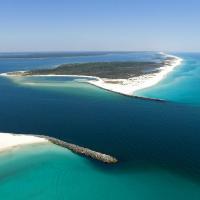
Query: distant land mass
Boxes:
[
  {"xmin": 3, "ymin": 54, "xmax": 179, "ymax": 96},
  {"xmin": 0, "ymin": 52, "xmax": 128, "ymax": 59},
  {"xmin": 16, "ymin": 61, "xmax": 164, "ymax": 79}
]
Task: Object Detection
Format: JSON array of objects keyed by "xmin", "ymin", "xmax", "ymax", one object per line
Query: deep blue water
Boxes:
[{"xmin": 0, "ymin": 52, "xmax": 200, "ymax": 199}]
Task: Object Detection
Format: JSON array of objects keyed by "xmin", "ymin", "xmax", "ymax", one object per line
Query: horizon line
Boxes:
[{"xmin": 0, "ymin": 50, "xmax": 200, "ymax": 53}]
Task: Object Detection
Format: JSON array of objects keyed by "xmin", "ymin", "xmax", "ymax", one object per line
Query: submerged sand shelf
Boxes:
[{"xmin": 0, "ymin": 133, "xmax": 117, "ymax": 164}]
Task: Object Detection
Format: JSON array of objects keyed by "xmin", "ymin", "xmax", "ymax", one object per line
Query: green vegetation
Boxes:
[{"xmin": 24, "ymin": 61, "xmax": 162, "ymax": 79}]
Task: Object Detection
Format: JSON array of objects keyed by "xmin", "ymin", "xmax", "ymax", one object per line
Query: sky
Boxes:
[{"xmin": 0, "ymin": 0, "xmax": 200, "ymax": 52}]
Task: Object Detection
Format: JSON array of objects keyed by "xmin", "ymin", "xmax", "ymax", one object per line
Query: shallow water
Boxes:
[
  {"xmin": 0, "ymin": 52, "xmax": 200, "ymax": 199},
  {"xmin": 136, "ymin": 53, "xmax": 200, "ymax": 106},
  {"xmin": 1, "ymin": 144, "xmax": 200, "ymax": 200}
]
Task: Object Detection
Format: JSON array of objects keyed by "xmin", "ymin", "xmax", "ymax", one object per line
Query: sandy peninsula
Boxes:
[
  {"xmin": 0, "ymin": 53, "xmax": 183, "ymax": 97},
  {"xmin": 0, "ymin": 133, "xmax": 48, "ymax": 153},
  {"xmin": 88, "ymin": 54, "xmax": 183, "ymax": 95}
]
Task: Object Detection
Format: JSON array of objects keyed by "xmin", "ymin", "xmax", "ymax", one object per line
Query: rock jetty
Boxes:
[{"xmin": 36, "ymin": 135, "xmax": 118, "ymax": 164}]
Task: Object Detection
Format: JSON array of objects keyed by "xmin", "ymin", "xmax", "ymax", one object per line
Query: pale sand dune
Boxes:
[{"xmin": 0, "ymin": 133, "xmax": 48, "ymax": 153}]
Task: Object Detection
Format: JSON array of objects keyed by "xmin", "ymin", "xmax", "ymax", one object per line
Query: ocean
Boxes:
[
  {"xmin": 136, "ymin": 53, "xmax": 200, "ymax": 105},
  {"xmin": 0, "ymin": 52, "xmax": 200, "ymax": 200}
]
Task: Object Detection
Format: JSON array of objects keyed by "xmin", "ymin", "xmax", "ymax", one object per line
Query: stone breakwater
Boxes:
[{"xmin": 36, "ymin": 135, "xmax": 118, "ymax": 164}]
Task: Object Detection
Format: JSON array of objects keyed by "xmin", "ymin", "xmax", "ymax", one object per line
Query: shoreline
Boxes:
[
  {"xmin": 0, "ymin": 133, "xmax": 117, "ymax": 164},
  {"xmin": 0, "ymin": 133, "xmax": 48, "ymax": 153},
  {"xmin": 0, "ymin": 53, "xmax": 183, "ymax": 98},
  {"xmin": 87, "ymin": 53, "xmax": 183, "ymax": 96}
]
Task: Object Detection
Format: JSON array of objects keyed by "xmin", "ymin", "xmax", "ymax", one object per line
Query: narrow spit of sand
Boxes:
[{"xmin": 0, "ymin": 133, "xmax": 48, "ymax": 153}]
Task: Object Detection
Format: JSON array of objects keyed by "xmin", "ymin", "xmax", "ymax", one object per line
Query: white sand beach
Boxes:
[
  {"xmin": 0, "ymin": 133, "xmax": 48, "ymax": 153},
  {"xmin": 0, "ymin": 53, "xmax": 183, "ymax": 97},
  {"xmin": 88, "ymin": 54, "xmax": 183, "ymax": 95}
]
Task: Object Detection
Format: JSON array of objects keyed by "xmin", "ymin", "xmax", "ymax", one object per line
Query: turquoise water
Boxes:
[
  {"xmin": 0, "ymin": 52, "xmax": 200, "ymax": 199},
  {"xmin": 135, "ymin": 53, "xmax": 200, "ymax": 106},
  {"xmin": 1, "ymin": 144, "xmax": 200, "ymax": 200}
]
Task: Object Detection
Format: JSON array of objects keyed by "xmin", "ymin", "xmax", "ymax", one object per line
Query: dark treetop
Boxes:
[{"xmin": 22, "ymin": 61, "xmax": 164, "ymax": 79}]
